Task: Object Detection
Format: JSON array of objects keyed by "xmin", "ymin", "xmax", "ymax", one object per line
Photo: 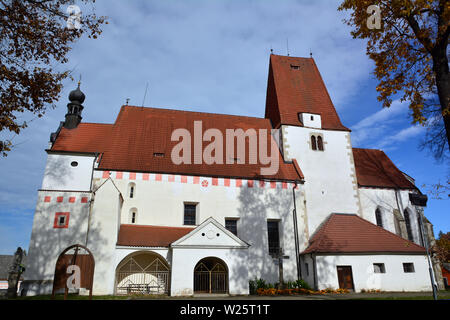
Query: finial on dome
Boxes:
[{"xmin": 68, "ymin": 81, "xmax": 85, "ymax": 105}]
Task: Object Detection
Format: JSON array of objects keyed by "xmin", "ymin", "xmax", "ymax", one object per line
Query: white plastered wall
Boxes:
[
  {"xmin": 86, "ymin": 179, "xmax": 123, "ymax": 295},
  {"xmin": 24, "ymin": 190, "xmax": 92, "ymax": 295},
  {"xmin": 281, "ymin": 126, "xmax": 361, "ymax": 236},
  {"xmin": 314, "ymin": 254, "xmax": 431, "ymax": 292},
  {"xmin": 41, "ymin": 153, "xmax": 96, "ymax": 191},
  {"xmin": 170, "ymin": 247, "xmax": 249, "ymax": 296},
  {"xmin": 92, "ymin": 172, "xmax": 306, "ymax": 285},
  {"xmin": 359, "ymin": 187, "xmax": 423, "ymax": 245}
]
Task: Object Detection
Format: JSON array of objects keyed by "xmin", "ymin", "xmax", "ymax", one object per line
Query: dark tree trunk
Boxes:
[
  {"xmin": 432, "ymin": 3, "xmax": 450, "ymax": 152},
  {"xmin": 432, "ymin": 40, "xmax": 450, "ymax": 152}
]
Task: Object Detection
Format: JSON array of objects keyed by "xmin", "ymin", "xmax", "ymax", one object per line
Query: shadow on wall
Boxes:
[
  {"xmin": 22, "ymin": 197, "xmax": 109, "ymax": 296},
  {"xmin": 43, "ymin": 156, "xmax": 72, "ymax": 188},
  {"xmin": 226, "ymin": 182, "xmax": 360, "ymax": 292},
  {"xmin": 310, "ymin": 244, "xmax": 339, "ymax": 290},
  {"xmin": 227, "ymin": 184, "xmax": 297, "ymax": 288}
]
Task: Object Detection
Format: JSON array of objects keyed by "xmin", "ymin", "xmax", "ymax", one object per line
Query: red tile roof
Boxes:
[
  {"xmin": 117, "ymin": 224, "xmax": 195, "ymax": 247},
  {"xmin": 302, "ymin": 214, "xmax": 426, "ymax": 254},
  {"xmin": 352, "ymin": 148, "xmax": 416, "ymax": 189},
  {"xmin": 265, "ymin": 54, "xmax": 350, "ymax": 131},
  {"xmin": 51, "ymin": 106, "xmax": 304, "ymax": 181},
  {"xmin": 51, "ymin": 123, "xmax": 112, "ymax": 153}
]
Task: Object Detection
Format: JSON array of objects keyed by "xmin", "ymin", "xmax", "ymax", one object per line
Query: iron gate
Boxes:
[
  {"xmin": 194, "ymin": 259, "xmax": 228, "ymax": 294},
  {"xmin": 116, "ymin": 254, "xmax": 170, "ymax": 295}
]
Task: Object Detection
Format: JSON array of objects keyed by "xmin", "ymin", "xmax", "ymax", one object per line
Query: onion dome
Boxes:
[{"xmin": 68, "ymin": 83, "xmax": 85, "ymax": 105}]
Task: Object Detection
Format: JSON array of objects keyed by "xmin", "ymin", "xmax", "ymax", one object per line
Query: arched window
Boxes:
[
  {"xmin": 404, "ymin": 209, "xmax": 414, "ymax": 241},
  {"xmin": 128, "ymin": 182, "xmax": 136, "ymax": 199},
  {"xmin": 375, "ymin": 208, "xmax": 383, "ymax": 228},
  {"xmin": 417, "ymin": 215, "xmax": 425, "ymax": 246},
  {"xmin": 317, "ymin": 136, "xmax": 324, "ymax": 151},
  {"xmin": 130, "ymin": 208, "xmax": 137, "ymax": 224},
  {"xmin": 311, "ymin": 135, "xmax": 317, "ymax": 150}
]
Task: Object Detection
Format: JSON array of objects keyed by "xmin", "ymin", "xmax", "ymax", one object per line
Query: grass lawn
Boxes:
[
  {"xmin": 5, "ymin": 290, "xmax": 450, "ymax": 300},
  {"xmin": 10, "ymin": 294, "xmax": 141, "ymax": 300},
  {"xmin": 343, "ymin": 290, "xmax": 450, "ymax": 300}
]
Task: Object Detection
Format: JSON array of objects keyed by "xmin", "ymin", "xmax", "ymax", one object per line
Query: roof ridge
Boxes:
[
  {"xmin": 352, "ymin": 147, "xmax": 382, "ymax": 151},
  {"xmin": 121, "ymin": 224, "xmax": 195, "ymax": 230},
  {"xmin": 122, "ymin": 105, "xmax": 269, "ymax": 122},
  {"xmin": 270, "ymin": 53, "xmax": 313, "ymax": 60},
  {"xmin": 78, "ymin": 122, "xmax": 113, "ymax": 126}
]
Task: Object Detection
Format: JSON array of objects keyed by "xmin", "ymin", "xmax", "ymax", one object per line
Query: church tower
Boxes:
[
  {"xmin": 265, "ymin": 54, "xmax": 362, "ymax": 236},
  {"xmin": 63, "ymin": 82, "xmax": 85, "ymax": 129}
]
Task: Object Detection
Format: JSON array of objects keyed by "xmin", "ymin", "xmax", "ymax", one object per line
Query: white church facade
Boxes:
[{"xmin": 23, "ymin": 54, "xmax": 442, "ymax": 296}]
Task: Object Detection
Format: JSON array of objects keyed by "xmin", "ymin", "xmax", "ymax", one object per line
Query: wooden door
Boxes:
[
  {"xmin": 337, "ymin": 266, "xmax": 354, "ymax": 290},
  {"xmin": 52, "ymin": 244, "xmax": 95, "ymax": 299}
]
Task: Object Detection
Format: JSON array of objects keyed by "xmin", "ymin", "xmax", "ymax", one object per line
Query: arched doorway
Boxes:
[
  {"xmin": 52, "ymin": 244, "xmax": 95, "ymax": 300},
  {"xmin": 194, "ymin": 257, "xmax": 228, "ymax": 294},
  {"xmin": 115, "ymin": 251, "xmax": 170, "ymax": 295}
]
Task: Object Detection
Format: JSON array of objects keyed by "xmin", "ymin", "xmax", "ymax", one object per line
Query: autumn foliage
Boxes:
[
  {"xmin": 0, "ymin": 0, "xmax": 107, "ymax": 156},
  {"xmin": 339, "ymin": 0, "xmax": 450, "ymax": 158},
  {"xmin": 434, "ymin": 231, "xmax": 450, "ymax": 265}
]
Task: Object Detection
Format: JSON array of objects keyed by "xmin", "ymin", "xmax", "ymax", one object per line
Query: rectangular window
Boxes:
[
  {"xmin": 267, "ymin": 220, "xmax": 280, "ymax": 255},
  {"xmin": 373, "ymin": 263, "xmax": 386, "ymax": 273},
  {"xmin": 53, "ymin": 212, "xmax": 70, "ymax": 229},
  {"xmin": 225, "ymin": 219, "xmax": 238, "ymax": 236},
  {"xmin": 403, "ymin": 263, "xmax": 415, "ymax": 273},
  {"xmin": 184, "ymin": 203, "xmax": 197, "ymax": 225}
]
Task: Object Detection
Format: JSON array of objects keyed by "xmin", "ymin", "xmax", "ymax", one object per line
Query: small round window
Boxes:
[{"xmin": 71, "ymin": 161, "xmax": 78, "ymax": 167}]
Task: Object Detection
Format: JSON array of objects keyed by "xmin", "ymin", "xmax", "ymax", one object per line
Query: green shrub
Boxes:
[
  {"xmin": 285, "ymin": 279, "xmax": 312, "ymax": 290},
  {"xmin": 249, "ymin": 278, "xmax": 273, "ymax": 295},
  {"xmin": 249, "ymin": 279, "xmax": 257, "ymax": 295}
]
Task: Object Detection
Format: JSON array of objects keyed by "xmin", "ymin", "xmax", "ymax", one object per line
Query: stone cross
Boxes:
[{"xmin": 273, "ymin": 248, "xmax": 289, "ymax": 289}]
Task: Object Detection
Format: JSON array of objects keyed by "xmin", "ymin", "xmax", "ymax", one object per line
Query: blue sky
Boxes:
[{"xmin": 0, "ymin": 0, "xmax": 448, "ymax": 254}]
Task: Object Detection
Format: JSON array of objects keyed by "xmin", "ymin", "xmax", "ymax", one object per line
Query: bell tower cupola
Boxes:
[{"xmin": 63, "ymin": 82, "xmax": 85, "ymax": 129}]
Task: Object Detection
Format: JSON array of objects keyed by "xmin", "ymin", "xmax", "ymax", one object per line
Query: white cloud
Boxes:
[
  {"xmin": 378, "ymin": 125, "xmax": 425, "ymax": 149},
  {"xmin": 352, "ymin": 100, "xmax": 408, "ymax": 131},
  {"xmin": 350, "ymin": 99, "xmax": 411, "ymax": 147}
]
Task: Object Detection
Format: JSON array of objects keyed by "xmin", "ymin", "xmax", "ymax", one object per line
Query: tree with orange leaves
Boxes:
[
  {"xmin": 0, "ymin": 0, "xmax": 107, "ymax": 157},
  {"xmin": 339, "ymin": 0, "xmax": 449, "ymax": 160},
  {"xmin": 434, "ymin": 231, "xmax": 450, "ymax": 265}
]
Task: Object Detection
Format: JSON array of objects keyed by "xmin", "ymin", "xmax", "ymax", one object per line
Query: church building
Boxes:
[{"xmin": 23, "ymin": 54, "xmax": 442, "ymax": 296}]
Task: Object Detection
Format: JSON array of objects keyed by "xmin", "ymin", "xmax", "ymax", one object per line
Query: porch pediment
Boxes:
[{"xmin": 171, "ymin": 217, "xmax": 249, "ymax": 249}]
